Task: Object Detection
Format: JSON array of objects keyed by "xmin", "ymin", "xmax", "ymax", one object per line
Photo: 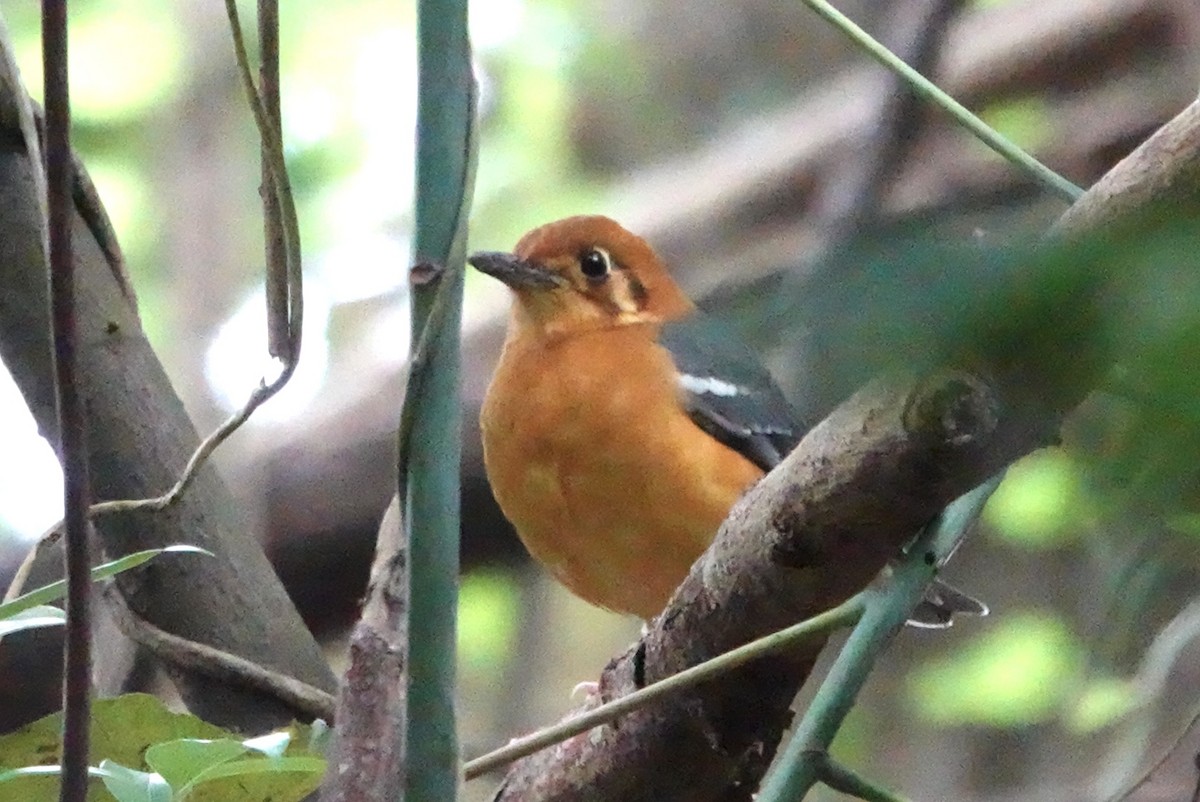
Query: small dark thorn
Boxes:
[
  {"xmin": 409, "ymin": 261, "xmax": 444, "ymax": 286},
  {"xmin": 924, "ymin": 551, "xmax": 936, "ymax": 566},
  {"xmin": 105, "ymin": 321, "xmax": 119, "ymax": 334}
]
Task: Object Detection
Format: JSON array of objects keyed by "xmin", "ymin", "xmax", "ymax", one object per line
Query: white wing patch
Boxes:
[{"xmin": 679, "ymin": 373, "xmax": 744, "ymax": 398}]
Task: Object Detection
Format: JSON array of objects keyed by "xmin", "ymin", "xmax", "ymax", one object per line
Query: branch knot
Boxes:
[{"xmin": 903, "ymin": 371, "xmax": 997, "ymax": 448}]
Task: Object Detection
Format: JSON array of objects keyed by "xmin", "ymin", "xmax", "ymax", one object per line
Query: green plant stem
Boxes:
[
  {"xmin": 802, "ymin": 0, "xmax": 1083, "ymax": 203},
  {"xmin": 819, "ymin": 756, "xmax": 911, "ymax": 802},
  {"xmin": 405, "ymin": 0, "xmax": 475, "ymax": 798},
  {"xmin": 464, "ymin": 594, "xmax": 865, "ymax": 780},
  {"xmin": 757, "ymin": 473, "xmax": 1004, "ymax": 801}
]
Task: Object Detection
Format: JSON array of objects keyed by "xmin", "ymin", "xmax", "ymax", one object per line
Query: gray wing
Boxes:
[{"xmin": 658, "ymin": 316, "xmax": 804, "ymax": 472}]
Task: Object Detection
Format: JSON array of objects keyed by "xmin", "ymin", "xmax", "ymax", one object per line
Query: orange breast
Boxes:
[{"xmin": 480, "ymin": 324, "xmax": 763, "ymax": 618}]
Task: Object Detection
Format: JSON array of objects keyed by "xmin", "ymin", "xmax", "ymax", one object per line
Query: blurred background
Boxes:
[{"xmin": 2, "ymin": 0, "xmax": 1200, "ymax": 799}]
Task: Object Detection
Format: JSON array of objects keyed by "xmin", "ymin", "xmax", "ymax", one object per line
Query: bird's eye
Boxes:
[{"xmin": 579, "ymin": 248, "xmax": 612, "ymax": 281}]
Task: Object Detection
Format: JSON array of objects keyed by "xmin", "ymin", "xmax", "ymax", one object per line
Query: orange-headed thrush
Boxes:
[{"xmin": 471, "ymin": 215, "xmax": 983, "ymax": 623}]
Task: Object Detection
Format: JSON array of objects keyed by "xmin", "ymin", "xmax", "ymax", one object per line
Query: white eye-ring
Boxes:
[{"xmin": 579, "ymin": 247, "xmax": 612, "ymax": 281}]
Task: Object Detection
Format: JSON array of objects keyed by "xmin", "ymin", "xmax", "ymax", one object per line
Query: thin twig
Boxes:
[
  {"xmin": 2, "ymin": 523, "xmax": 61, "ymax": 603},
  {"xmin": 29, "ymin": 105, "xmax": 135, "ymax": 310},
  {"xmin": 102, "ymin": 585, "xmax": 335, "ymax": 721},
  {"xmin": 463, "ymin": 594, "xmax": 865, "ymax": 780},
  {"xmin": 88, "ymin": 380, "xmax": 280, "ymax": 517},
  {"xmin": 78, "ymin": 0, "xmax": 304, "ymax": 520},
  {"xmin": 801, "ymin": 0, "xmax": 1083, "ymax": 203},
  {"xmin": 257, "ymin": 0, "xmax": 289, "ymax": 361},
  {"xmin": 42, "ymin": 4, "xmax": 92, "ymax": 802},
  {"xmin": 225, "ymin": 0, "xmax": 303, "ymax": 361},
  {"xmin": 819, "ymin": 755, "xmax": 911, "ymax": 802}
]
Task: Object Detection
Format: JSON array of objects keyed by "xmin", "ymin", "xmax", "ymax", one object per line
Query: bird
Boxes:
[{"xmin": 471, "ymin": 215, "xmax": 984, "ymax": 623}]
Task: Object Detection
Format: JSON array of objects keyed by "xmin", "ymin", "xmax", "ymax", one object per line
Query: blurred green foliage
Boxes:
[
  {"xmin": 458, "ymin": 569, "xmax": 520, "ymax": 672},
  {"xmin": 983, "ymin": 451, "xmax": 1088, "ymax": 548},
  {"xmin": 907, "ymin": 612, "xmax": 1080, "ymax": 726},
  {"xmin": 1066, "ymin": 676, "xmax": 1135, "ymax": 733},
  {"xmin": 978, "ymin": 96, "xmax": 1055, "ymax": 154}
]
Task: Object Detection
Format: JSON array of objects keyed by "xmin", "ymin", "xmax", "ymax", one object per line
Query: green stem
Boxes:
[
  {"xmin": 464, "ymin": 594, "xmax": 865, "ymax": 780},
  {"xmin": 802, "ymin": 0, "xmax": 1083, "ymax": 203},
  {"xmin": 405, "ymin": 0, "xmax": 475, "ymax": 798},
  {"xmin": 757, "ymin": 473, "xmax": 1004, "ymax": 801},
  {"xmin": 819, "ymin": 756, "xmax": 912, "ymax": 802}
]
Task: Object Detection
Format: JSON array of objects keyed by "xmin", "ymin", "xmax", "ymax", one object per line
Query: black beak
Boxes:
[{"xmin": 468, "ymin": 251, "xmax": 562, "ymax": 290}]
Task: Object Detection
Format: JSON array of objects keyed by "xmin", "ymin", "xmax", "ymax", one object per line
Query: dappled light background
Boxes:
[{"xmin": 1, "ymin": 1, "xmax": 1200, "ymax": 799}]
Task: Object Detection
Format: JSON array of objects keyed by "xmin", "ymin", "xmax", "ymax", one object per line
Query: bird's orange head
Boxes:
[{"xmin": 469, "ymin": 215, "xmax": 694, "ymax": 337}]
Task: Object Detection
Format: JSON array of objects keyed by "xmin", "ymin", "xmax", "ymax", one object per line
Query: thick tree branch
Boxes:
[{"xmin": 494, "ymin": 100, "xmax": 1200, "ymax": 801}]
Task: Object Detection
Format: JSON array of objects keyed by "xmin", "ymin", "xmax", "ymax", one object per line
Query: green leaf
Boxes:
[
  {"xmin": 97, "ymin": 760, "xmax": 171, "ymax": 802},
  {"xmin": 0, "ymin": 694, "xmax": 227, "ymax": 802},
  {"xmin": 306, "ymin": 720, "xmax": 331, "ymax": 756},
  {"xmin": 186, "ymin": 756, "xmax": 324, "ymax": 786},
  {"xmin": 241, "ymin": 731, "xmax": 291, "ymax": 759},
  {"xmin": 0, "ymin": 764, "xmax": 110, "ymax": 787},
  {"xmin": 0, "ymin": 545, "xmax": 211, "ymax": 620},
  {"xmin": 0, "ymin": 605, "xmax": 65, "ymax": 636},
  {"xmin": 143, "ymin": 739, "xmax": 247, "ymax": 791},
  {"xmin": 0, "ymin": 695, "xmax": 323, "ymax": 802}
]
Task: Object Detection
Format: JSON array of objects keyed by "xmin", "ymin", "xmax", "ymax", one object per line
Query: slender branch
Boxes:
[
  {"xmin": 320, "ymin": 498, "xmax": 408, "ymax": 801},
  {"xmin": 224, "ymin": 0, "xmax": 303, "ymax": 362},
  {"xmin": 819, "ymin": 756, "xmax": 912, "ymax": 802},
  {"xmin": 87, "ymin": 379, "xmax": 278, "ymax": 518},
  {"xmin": 464, "ymin": 594, "xmax": 864, "ymax": 780},
  {"xmin": 41, "ymin": 4, "xmax": 92, "ymax": 802},
  {"xmin": 102, "ymin": 586, "xmax": 335, "ymax": 721},
  {"xmin": 257, "ymin": 0, "xmax": 289, "ymax": 361},
  {"xmin": 801, "ymin": 0, "xmax": 1083, "ymax": 203}
]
